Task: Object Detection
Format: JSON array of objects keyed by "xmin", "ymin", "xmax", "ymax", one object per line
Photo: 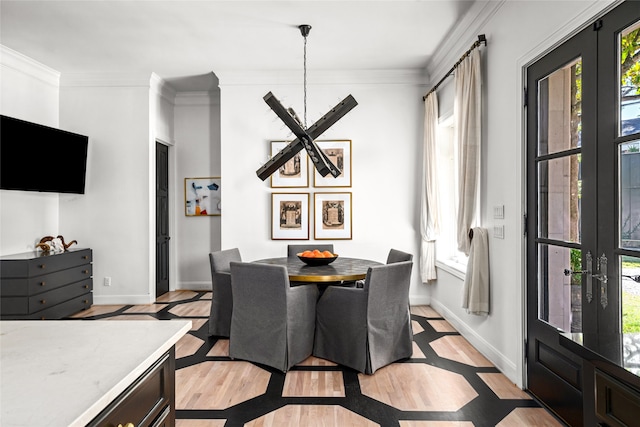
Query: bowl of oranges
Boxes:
[{"xmin": 297, "ymin": 249, "xmax": 339, "ymax": 266}]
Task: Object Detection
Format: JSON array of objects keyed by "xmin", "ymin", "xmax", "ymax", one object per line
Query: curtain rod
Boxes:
[{"xmin": 422, "ymin": 34, "xmax": 487, "ymax": 101}]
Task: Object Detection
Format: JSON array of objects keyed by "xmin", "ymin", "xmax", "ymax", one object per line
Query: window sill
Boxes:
[{"xmin": 436, "ymin": 259, "xmax": 467, "ymax": 280}]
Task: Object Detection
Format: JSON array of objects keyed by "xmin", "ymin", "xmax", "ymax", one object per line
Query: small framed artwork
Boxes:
[
  {"xmin": 314, "ymin": 192, "xmax": 352, "ymax": 240},
  {"xmin": 272, "ymin": 193, "xmax": 310, "ymax": 240},
  {"xmin": 270, "ymin": 141, "xmax": 309, "ymax": 188},
  {"xmin": 185, "ymin": 177, "xmax": 221, "ymax": 216},
  {"xmin": 313, "ymin": 140, "xmax": 352, "ymax": 187}
]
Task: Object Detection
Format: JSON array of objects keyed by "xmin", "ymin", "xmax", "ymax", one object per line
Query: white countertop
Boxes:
[{"xmin": 0, "ymin": 320, "xmax": 191, "ymax": 427}]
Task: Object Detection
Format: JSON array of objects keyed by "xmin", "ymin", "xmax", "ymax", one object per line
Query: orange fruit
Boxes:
[
  {"xmin": 315, "ymin": 252, "xmax": 325, "ymax": 258},
  {"xmin": 312, "ymin": 249, "xmax": 321, "ymax": 255},
  {"xmin": 301, "ymin": 250, "xmax": 313, "ymax": 257},
  {"xmin": 322, "ymin": 250, "xmax": 334, "ymax": 257}
]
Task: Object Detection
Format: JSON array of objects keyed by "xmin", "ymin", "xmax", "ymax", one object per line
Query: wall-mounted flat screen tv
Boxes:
[{"xmin": 1, "ymin": 115, "xmax": 88, "ymax": 194}]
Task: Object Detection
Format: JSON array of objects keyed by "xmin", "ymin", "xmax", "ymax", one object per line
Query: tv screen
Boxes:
[{"xmin": 1, "ymin": 115, "xmax": 88, "ymax": 194}]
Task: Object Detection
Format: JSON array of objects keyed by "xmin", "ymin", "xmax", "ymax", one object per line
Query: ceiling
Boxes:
[{"xmin": 0, "ymin": 1, "xmax": 478, "ymax": 92}]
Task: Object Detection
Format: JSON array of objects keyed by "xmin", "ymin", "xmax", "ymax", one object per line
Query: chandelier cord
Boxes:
[{"xmin": 303, "ymin": 33, "xmax": 308, "ymax": 129}]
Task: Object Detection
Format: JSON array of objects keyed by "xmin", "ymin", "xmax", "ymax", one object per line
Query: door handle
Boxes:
[
  {"xmin": 593, "ymin": 253, "xmax": 608, "ymax": 284},
  {"xmin": 563, "ymin": 269, "xmax": 589, "ymax": 276},
  {"xmin": 593, "ymin": 253, "xmax": 608, "ymax": 309},
  {"xmin": 623, "ymin": 274, "xmax": 640, "ymax": 283}
]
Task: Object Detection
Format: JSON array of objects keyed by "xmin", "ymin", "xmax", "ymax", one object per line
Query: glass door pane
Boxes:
[
  {"xmin": 538, "ymin": 155, "xmax": 582, "ymax": 243},
  {"xmin": 621, "ymin": 140, "xmax": 640, "ymax": 251},
  {"xmin": 537, "ymin": 58, "xmax": 583, "ymax": 333},
  {"xmin": 621, "ymin": 255, "xmax": 640, "ymax": 375},
  {"xmin": 620, "ymin": 20, "xmax": 640, "ymax": 137},
  {"xmin": 538, "ymin": 244, "xmax": 583, "ymax": 332},
  {"xmin": 538, "ymin": 59, "xmax": 582, "ymax": 156}
]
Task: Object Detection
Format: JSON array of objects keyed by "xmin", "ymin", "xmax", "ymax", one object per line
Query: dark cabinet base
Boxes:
[
  {"xmin": 87, "ymin": 349, "xmax": 176, "ymax": 427},
  {"xmin": 0, "ymin": 248, "xmax": 93, "ymax": 319}
]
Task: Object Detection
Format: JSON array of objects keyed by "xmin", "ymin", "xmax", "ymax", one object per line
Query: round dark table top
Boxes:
[{"xmin": 253, "ymin": 257, "xmax": 382, "ymax": 282}]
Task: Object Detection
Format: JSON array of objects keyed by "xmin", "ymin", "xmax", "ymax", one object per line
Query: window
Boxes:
[{"xmin": 435, "ymin": 115, "xmax": 477, "ymax": 277}]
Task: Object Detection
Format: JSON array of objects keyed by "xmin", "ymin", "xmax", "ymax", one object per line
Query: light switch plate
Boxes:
[
  {"xmin": 493, "ymin": 225, "xmax": 504, "ymax": 239},
  {"xmin": 493, "ymin": 205, "xmax": 505, "ymax": 219}
]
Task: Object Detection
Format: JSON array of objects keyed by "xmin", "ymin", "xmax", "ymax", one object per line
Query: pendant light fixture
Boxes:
[{"xmin": 256, "ymin": 25, "xmax": 358, "ymax": 181}]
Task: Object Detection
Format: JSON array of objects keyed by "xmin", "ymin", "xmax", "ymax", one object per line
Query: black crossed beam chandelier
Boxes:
[{"xmin": 256, "ymin": 25, "xmax": 358, "ymax": 181}]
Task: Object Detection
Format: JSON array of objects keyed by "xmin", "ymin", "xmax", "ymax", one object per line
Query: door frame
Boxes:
[{"xmin": 153, "ymin": 138, "xmax": 176, "ymax": 297}]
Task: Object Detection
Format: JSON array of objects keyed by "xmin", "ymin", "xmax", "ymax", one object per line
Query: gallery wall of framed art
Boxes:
[{"xmin": 268, "ymin": 140, "xmax": 353, "ymax": 240}]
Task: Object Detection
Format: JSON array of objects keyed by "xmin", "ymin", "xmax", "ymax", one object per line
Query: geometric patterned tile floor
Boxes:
[{"xmin": 74, "ymin": 291, "xmax": 567, "ymax": 427}]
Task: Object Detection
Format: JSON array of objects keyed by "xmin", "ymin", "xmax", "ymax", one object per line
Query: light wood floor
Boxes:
[{"xmin": 77, "ymin": 291, "xmax": 565, "ymax": 426}]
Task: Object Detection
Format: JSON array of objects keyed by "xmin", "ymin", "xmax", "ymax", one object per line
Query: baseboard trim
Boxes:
[
  {"xmin": 93, "ymin": 294, "xmax": 154, "ymax": 305},
  {"xmin": 409, "ymin": 294, "xmax": 431, "ymax": 306},
  {"xmin": 176, "ymin": 281, "xmax": 211, "ymax": 291},
  {"xmin": 429, "ymin": 298, "xmax": 519, "ymax": 385}
]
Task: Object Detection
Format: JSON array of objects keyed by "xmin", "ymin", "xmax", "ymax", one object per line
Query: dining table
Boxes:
[{"xmin": 253, "ymin": 257, "xmax": 383, "ymax": 283}]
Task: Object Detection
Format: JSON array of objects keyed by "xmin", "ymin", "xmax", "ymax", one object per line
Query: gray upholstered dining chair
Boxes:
[
  {"xmin": 348, "ymin": 249, "xmax": 413, "ymax": 289},
  {"xmin": 313, "ymin": 260, "xmax": 413, "ymax": 374},
  {"xmin": 287, "ymin": 244, "xmax": 335, "ymax": 258},
  {"xmin": 386, "ymin": 248, "xmax": 413, "ymax": 264},
  {"xmin": 229, "ymin": 261, "xmax": 319, "ymax": 373},
  {"xmin": 208, "ymin": 248, "xmax": 242, "ymax": 337}
]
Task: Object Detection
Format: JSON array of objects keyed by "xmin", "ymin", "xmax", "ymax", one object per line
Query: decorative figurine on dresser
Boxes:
[{"xmin": 0, "ymin": 237, "xmax": 92, "ymax": 319}]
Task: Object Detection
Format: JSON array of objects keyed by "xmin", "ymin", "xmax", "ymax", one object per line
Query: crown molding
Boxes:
[
  {"xmin": 425, "ymin": 0, "xmax": 504, "ymax": 88},
  {"xmin": 216, "ymin": 69, "xmax": 428, "ymax": 87},
  {"xmin": 60, "ymin": 72, "xmax": 155, "ymax": 88},
  {"xmin": 0, "ymin": 45, "xmax": 60, "ymax": 87},
  {"xmin": 150, "ymin": 72, "xmax": 177, "ymax": 104},
  {"xmin": 175, "ymin": 91, "xmax": 220, "ymax": 106}
]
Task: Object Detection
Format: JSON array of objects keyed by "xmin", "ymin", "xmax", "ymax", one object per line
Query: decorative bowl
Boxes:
[{"xmin": 297, "ymin": 254, "xmax": 339, "ymax": 266}]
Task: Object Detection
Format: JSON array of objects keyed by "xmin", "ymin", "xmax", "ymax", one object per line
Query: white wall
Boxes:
[
  {"xmin": 174, "ymin": 91, "xmax": 221, "ymax": 290},
  {"xmin": 218, "ymin": 70, "xmax": 430, "ymax": 303},
  {"xmin": 58, "ymin": 74, "xmax": 155, "ymax": 304},
  {"xmin": 426, "ymin": 0, "xmax": 618, "ymax": 388},
  {"xmin": 0, "ymin": 46, "xmax": 60, "ymax": 256}
]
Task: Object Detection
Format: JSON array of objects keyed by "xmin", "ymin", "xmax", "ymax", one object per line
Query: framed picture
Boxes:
[
  {"xmin": 185, "ymin": 177, "xmax": 221, "ymax": 216},
  {"xmin": 271, "ymin": 193, "xmax": 310, "ymax": 240},
  {"xmin": 270, "ymin": 141, "xmax": 309, "ymax": 188},
  {"xmin": 313, "ymin": 140, "xmax": 352, "ymax": 187},
  {"xmin": 314, "ymin": 192, "xmax": 352, "ymax": 240}
]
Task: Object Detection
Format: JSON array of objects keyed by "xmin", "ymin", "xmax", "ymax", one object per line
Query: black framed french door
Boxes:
[{"xmin": 526, "ymin": 1, "xmax": 640, "ymax": 425}]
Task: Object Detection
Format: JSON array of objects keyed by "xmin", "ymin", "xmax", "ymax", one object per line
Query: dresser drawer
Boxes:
[
  {"xmin": 1, "ymin": 293, "xmax": 92, "ymax": 319},
  {"xmin": 1, "ymin": 264, "xmax": 92, "ymax": 296},
  {"xmin": 29, "ymin": 279, "xmax": 92, "ymax": 313},
  {"xmin": 1, "ymin": 279, "xmax": 93, "ymax": 315},
  {"xmin": 0, "ymin": 248, "xmax": 92, "ymax": 278}
]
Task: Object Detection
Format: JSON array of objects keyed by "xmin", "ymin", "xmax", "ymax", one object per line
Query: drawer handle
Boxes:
[
  {"xmin": 83, "ymin": 300, "xmax": 89, "ymax": 304},
  {"xmin": 40, "ymin": 282, "xmax": 46, "ymax": 287},
  {"xmin": 82, "ymin": 255, "xmax": 89, "ymax": 260},
  {"xmin": 84, "ymin": 285, "xmax": 89, "ymax": 289},
  {"xmin": 82, "ymin": 270, "xmax": 89, "ymax": 274},
  {"xmin": 40, "ymin": 299, "xmax": 46, "ymax": 304},
  {"xmin": 39, "ymin": 264, "xmax": 46, "ymax": 269}
]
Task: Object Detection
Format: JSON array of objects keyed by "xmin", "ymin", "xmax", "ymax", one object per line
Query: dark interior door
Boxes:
[
  {"xmin": 526, "ymin": 2, "xmax": 640, "ymax": 424},
  {"xmin": 156, "ymin": 142, "xmax": 170, "ymax": 297}
]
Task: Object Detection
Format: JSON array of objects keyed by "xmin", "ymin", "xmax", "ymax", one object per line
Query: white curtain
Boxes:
[
  {"xmin": 455, "ymin": 49, "xmax": 482, "ymax": 256},
  {"xmin": 419, "ymin": 92, "xmax": 440, "ymax": 282}
]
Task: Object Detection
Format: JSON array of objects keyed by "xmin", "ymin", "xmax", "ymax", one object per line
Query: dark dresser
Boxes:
[{"xmin": 0, "ymin": 248, "xmax": 93, "ymax": 319}]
